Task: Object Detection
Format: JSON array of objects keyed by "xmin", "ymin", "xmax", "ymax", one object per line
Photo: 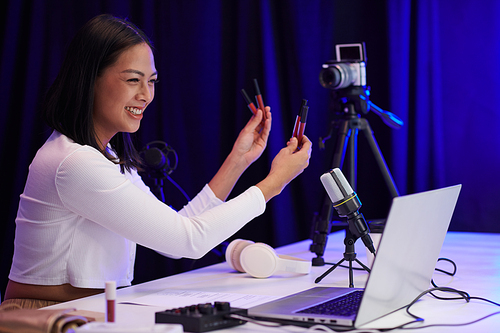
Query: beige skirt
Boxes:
[{"xmin": 0, "ymin": 298, "xmax": 61, "ymax": 311}]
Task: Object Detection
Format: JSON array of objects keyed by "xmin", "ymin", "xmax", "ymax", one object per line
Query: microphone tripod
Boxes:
[
  {"xmin": 310, "ymin": 86, "xmax": 402, "ymax": 285},
  {"xmin": 315, "ymin": 227, "xmax": 372, "ymax": 287}
]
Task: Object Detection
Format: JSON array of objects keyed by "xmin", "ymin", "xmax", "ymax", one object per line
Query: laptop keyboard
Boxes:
[{"xmin": 297, "ymin": 290, "xmax": 364, "ymax": 317}]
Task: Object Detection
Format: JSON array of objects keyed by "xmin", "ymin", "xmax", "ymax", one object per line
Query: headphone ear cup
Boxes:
[
  {"xmin": 225, "ymin": 239, "xmax": 254, "ymax": 273},
  {"xmin": 240, "ymin": 243, "xmax": 279, "ymax": 278}
]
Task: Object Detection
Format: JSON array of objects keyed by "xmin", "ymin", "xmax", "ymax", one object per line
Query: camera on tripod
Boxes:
[
  {"xmin": 319, "ymin": 42, "xmax": 367, "ymax": 90},
  {"xmin": 310, "ymin": 42, "xmax": 402, "ymax": 277}
]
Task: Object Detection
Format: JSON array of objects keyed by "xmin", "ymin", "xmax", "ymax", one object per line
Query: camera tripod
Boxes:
[{"xmin": 310, "ymin": 86, "xmax": 402, "ymax": 286}]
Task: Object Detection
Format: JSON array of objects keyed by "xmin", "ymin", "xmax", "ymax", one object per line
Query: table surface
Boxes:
[{"xmin": 47, "ymin": 231, "xmax": 500, "ymax": 332}]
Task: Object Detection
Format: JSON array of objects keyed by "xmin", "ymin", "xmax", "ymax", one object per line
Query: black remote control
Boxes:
[{"xmin": 155, "ymin": 301, "xmax": 247, "ymax": 332}]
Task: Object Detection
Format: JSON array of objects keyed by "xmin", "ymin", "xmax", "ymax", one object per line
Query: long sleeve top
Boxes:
[{"xmin": 9, "ymin": 131, "xmax": 266, "ymax": 288}]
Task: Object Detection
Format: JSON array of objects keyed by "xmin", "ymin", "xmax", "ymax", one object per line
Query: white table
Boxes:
[{"xmin": 47, "ymin": 231, "xmax": 500, "ymax": 332}]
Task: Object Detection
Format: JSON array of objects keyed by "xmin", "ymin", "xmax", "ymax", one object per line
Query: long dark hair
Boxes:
[{"xmin": 42, "ymin": 14, "xmax": 153, "ymax": 173}]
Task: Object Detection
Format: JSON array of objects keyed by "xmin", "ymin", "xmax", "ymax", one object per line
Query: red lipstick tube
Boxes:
[
  {"xmin": 105, "ymin": 281, "xmax": 116, "ymax": 322},
  {"xmin": 253, "ymin": 79, "xmax": 266, "ymax": 119},
  {"xmin": 240, "ymin": 89, "xmax": 258, "ymax": 115},
  {"xmin": 293, "ymin": 99, "xmax": 308, "ymax": 138},
  {"xmin": 297, "ymin": 105, "xmax": 309, "ymax": 143}
]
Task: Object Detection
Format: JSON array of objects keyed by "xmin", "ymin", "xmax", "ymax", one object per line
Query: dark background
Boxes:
[{"xmin": 1, "ymin": 0, "xmax": 499, "ymax": 296}]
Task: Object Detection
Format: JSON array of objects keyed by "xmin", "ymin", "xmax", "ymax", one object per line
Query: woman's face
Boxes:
[{"xmin": 93, "ymin": 42, "xmax": 157, "ymax": 148}]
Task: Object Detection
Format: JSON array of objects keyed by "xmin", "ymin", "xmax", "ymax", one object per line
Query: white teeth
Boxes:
[{"xmin": 125, "ymin": 106, "xmax": 143, "ymax": 115}]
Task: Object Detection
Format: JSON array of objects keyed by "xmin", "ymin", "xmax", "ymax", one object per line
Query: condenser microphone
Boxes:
[
  {"xmin": 320, "ymin": 168, "xmax": 376, "ymax": 254},
  {"xmin": 143, "ymin": 147, "xmax": 167, "ymax": 170},
  {"xmin": 140, "ymin": 141, "xmax": 178, "ymax": 178}
]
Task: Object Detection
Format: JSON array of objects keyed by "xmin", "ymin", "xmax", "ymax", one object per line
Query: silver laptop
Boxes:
[{"xmin": 248, "ymin": 184, "xmax": 462, "ymax": 329}]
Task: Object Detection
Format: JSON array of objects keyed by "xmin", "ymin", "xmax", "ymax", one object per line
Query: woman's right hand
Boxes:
[{"xmin": 256, "ymin": 135, "xmax": 312, "ymax": 202}]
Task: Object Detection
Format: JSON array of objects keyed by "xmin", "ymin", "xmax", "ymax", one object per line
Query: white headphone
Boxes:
[{"xmin": 225, "ymin": 239, "xmax": 312, "ymax": 278}]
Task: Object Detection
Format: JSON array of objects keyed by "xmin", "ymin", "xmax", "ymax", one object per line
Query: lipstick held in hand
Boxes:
[
  {"xmin": 293, "ymin": 99, "xmax": 308, "ymax": 140},
  {"xmin": 253, "ymin": 79, "xmax": 266, "ymax": 119},
  {"xmin": 105, "ymin": 281, "xmax": 116, "ymax": 322},
  {"xmin": 240, "ymin": 89, "xmax": 258, "ymax": 115},
  {"xmin": 297, "ymin": 105, "xmax": 309, "ymax": 143}
]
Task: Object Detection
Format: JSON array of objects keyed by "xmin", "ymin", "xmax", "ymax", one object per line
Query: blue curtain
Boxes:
[
  {"xmin": 388, "ymin": 0, "xmax": 500, "ymax": 232},
  {"xmin": 1, "ymin": 0, "xmax": 499, "ymax": 291}
]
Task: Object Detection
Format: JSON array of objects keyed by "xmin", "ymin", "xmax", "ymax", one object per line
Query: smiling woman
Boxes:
[
  {"xmin": 93, "ymin": 43, "xmax": 158, "ymax": 149},
  {"xmin": 2, "ymin": 14, "xmax": 312, "ymax": 309}
]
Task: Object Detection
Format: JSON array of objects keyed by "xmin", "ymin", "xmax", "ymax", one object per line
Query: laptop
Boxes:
[{"xmin": 248, "ymin": 184, "xmax": 462, "ymax": 329}]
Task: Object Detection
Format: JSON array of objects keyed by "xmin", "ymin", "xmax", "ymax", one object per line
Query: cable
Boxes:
[
  {"xmin": 396, "ymin": 311, "xmax": 500, "ymax": 330},
  {"xmin": 431, "ymin": 257, "xmax": 456, "ymax": 288},
  {"xmin": 307, "ymin": 325, "xmax": 381, "ymax": 333},
  {"xmin": 378, "ymin": 286, "xmax": 500, "ymax": 332},
  {"xmin": 166, "ymin": 174, "xmax": 191, "ymax": 201},
  {"xmin": 405, "ymin": 287, "xmax": 470, "ymax": 320},
  {"xmin": 227, "ymin": 313, "xmax": 283, "ymax": 328},
  {"xmin": 434, "ymin": 258, "xmax": 457, "ymax": 276}
]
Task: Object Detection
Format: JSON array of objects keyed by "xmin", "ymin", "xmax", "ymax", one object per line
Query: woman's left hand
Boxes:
[
  {"xmin": 208, "ymin": 106, "xmax": 271, "ymax": 201},
  {"xmin": 231, "ymin": 106, "xmax": 272, "ymax": 166}
]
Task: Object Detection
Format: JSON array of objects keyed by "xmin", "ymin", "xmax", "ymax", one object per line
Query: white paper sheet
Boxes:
[{"xmin": 121, "ymin": 289, "xmax": 281, "ymax": 309}]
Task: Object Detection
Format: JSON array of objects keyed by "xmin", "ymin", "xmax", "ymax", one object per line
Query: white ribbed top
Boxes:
[{"xmin": 9, "ymin": 131, "xmax": 266, "ymax": 288}]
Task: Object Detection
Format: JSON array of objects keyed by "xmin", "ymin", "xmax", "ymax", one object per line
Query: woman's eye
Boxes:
[
  {"xmin": 127, "ymin": 78, "xmax": 140, "ymax": 83},
  {"xmin": 149, "ymin": 78, "xmax": 159, "ymax": 84}
]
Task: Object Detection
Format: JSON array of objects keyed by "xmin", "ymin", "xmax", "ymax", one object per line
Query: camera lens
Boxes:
[
  {"xmin": 319, "ymin": 63, "xmax": 357, "ymax": 89},
  {"xmin": 319, "ymin": 67, "xmax": 341, "ymax": 89}
]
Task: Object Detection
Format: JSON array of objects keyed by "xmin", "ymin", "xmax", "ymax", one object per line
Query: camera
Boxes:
[{"xmin": 319, "ymin": 43, "xmax": 367, "ymax": 90}]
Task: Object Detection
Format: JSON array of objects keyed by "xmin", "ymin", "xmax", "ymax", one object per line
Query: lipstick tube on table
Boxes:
[{"xmin": 105, "ymin": 281, "xmax": 116, "ymax": 322}]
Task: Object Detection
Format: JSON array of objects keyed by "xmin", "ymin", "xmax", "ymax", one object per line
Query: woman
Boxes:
[{"xmin": 3, "ymin": 14, "xmax": 312, "ymax": 309}]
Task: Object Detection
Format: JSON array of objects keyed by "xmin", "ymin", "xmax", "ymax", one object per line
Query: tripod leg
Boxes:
[
  {"xmin": 310, "ymin": 119, "xmax": 352, "ymax": 265},
  {"xmin": 342, "ymin": 103, "xmax": 361, "ymax": 189},
  {"xmin": 348, "ymin": 260, "xmax": 354, "ymax": 288},
  {"xmin": 359, "ymin": 119, "xmax": 400, "ymax": 198},
  {"xmin": 354, "ymin": 258, "xmax": 371, "ymax": 273},
  {"xmin": 347, "ymin": 124, "xmax": 358, "ymax": 190},
  {"xmin": 332, "ymin": 119, "xmax": 351, "ymax": 169},
  {"xmin": 315, "ymin": 258, "xmax": 346, "ymax": 283},
  {"xmin": 309, "ymin": 211, "xmax": 331, "ymax": 266}
]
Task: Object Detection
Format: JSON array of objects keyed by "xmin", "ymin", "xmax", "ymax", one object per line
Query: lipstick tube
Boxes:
[
  {"xmin": 293, "ymin": 99, "xmax": 308, "ymax": 138},
  {"xmin": 105, "ymin": 281, "xmax": 116, "ymax": 322},
  {"xmin": 253, "ymin": 79, "xmax": 265, "ymax": 117},
  {"xmin": 297, "ymin": 105, "xmax": 309, "ymax": 143},
  {"xmin": 240, "ymin": 89, "xmax": 258, "ymax": 115}
]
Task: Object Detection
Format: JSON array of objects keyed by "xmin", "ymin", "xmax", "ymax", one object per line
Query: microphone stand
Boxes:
[
  {"xmin": 315, "ymin": 211, "xmax": 373, "ymax": 287},
  {"xmin": 151, "ymin": 178, "xmax": 166, "ymax": 203}
]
